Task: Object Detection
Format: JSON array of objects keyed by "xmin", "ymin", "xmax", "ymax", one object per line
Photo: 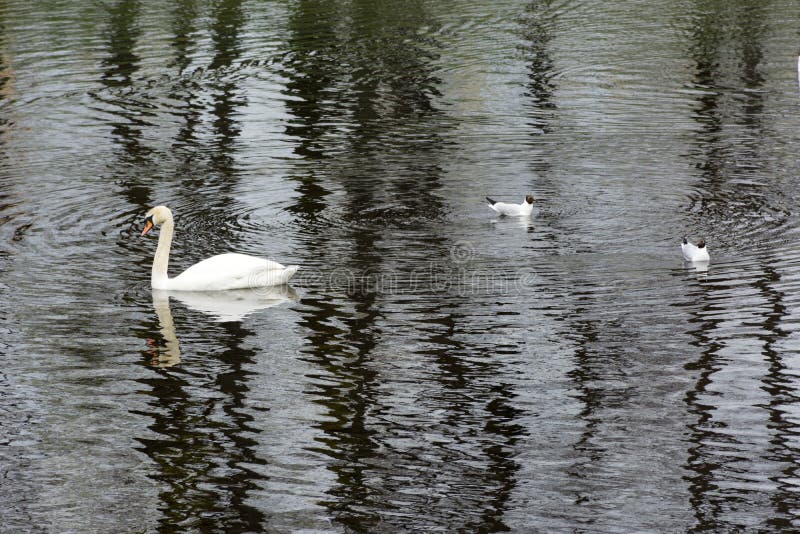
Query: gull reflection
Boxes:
[
  {"xmin": 490, "ymin": 217, "xmax": 536, "ymax": 232},
  {"xmin": 680, "ymin": 260, "xmax": 709, "ymax": 282},
  {"xmin": 148, "ymin": 286, "xmax": 298, "ymax": 367},
  {"xmin": 684, "ymin": 260, "xmax": 709, "ymax": 274}
]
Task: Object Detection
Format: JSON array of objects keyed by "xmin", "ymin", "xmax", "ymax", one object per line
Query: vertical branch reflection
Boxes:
[
  {"xmin": 686, "ymin": 2, "xmax": 794, "ymax": 531},
  {"xmin": 168, "ymin": 0, "xmax": 198, "ymax": 74},
  {"xmin": 750, "ymin": 264, "xmax": 799, "ymax": 530},
  {"xmin": 521, "ymin": 0, "xmax": 557, "ymax": 136},
  {"xmin": 208, "ymin": 0, "xmax": 245, "ymax": 163},
  {"xmin": 281, "ymin": 0, "xmax": 339, "ymax": 222},
  {"xmin": 519, "ymin": 0, "xmax": 558, "ymax": 232},
  {"xmin": 99, "ymin": 0, "xmax": 146, "ymax": 151},
  {"xmin": 167, "ymin": 0, "xmax": 203, "ymax": 190},
  {"xmin": 134, "ymin": 320, "xmax": 266, "ymax": 532},
  {"xmin": 681, "ymin": 261, "xmax": 797, "ymax": 531},
  {"xmin": 686, "ymin": 1, "xmax": 768, "ymax": 219},
  {"xmin": 283, "ymin": 0, "xmax": 389, "ymax": 514},
  {"xmin": 100, "ymin": 0, "xmax": 141, "ymax": 89},
  {"xmin": 563, "ymin": 319, "xmax": 606, "ymax": 512},
  {"xmin": 414, "ymin": 297, "xmax": 525, "ymax": 531},
  {"xmin": 183, "ymin": 0, "xmax": 248, "ymax": 250},
  {"xmin": 681, "ymin": 2, "xmax": 790, "ymax": 530},
  {"xmin": 109, "ymin": 2, "xmax": 267, "ymax": 531},
  {"xmin": 282, "ymin": 0, "xmax": 522, "ymax": 529},
  {"xmin": 521, "ymin": 0, "xmax": 642, "ymax": 485},
  {"xmin": 281, "ymin": 0, "xmax": 343, "ymax": 162},
  {"xmin": 681, "ymin": 282, "xmax": 727, "ymax": 531},
  {"xmin": 0, "ymin": 8, "xmax": 13, "ymax": 141},
  {"xmin": 97, "ymin": 0, "xmax": 154, "ymax": 208}
]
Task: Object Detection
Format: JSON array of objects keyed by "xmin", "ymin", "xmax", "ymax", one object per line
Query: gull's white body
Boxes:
[
  {"xmin": 144, "ymin": 206, "xmax": 298, "ymax": 291},
  {"xmin": 681, "ymin": 240, "xmax": 710, "ymax": 262},
  {"xmin": 487, "ymin": 197, "xmax": 534, "ymax": 217}
]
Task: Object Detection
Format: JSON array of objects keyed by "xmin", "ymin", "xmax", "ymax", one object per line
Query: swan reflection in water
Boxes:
[{"xmin": 147, "ymin": 285, "xmax": 298, "ymax": 367}]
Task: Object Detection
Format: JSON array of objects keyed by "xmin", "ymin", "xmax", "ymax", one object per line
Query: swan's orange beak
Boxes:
[{"xmin": 141, "ymin": 220, "xmax": 153, "ymax": 236}]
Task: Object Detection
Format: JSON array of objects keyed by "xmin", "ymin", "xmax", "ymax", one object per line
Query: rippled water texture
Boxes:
[{"xmin": 3, "ymin": 0, "xmax": 800, "ymax": 532}]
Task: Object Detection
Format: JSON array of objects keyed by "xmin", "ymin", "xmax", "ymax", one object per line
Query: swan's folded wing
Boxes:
[{"xmin": 172, "ymin": 253, "xmax": 288, "ymax": 290}]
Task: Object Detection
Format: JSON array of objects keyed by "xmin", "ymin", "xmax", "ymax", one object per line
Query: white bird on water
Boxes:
[
  {"xmin": 681, "ymin": 237, "xmax": 710, "ymax": 263},
  {"xmin": 141, "ymin": 205, "xmax": 299, "ymax": 291},
  {"xmin": 486, "ymin": 195, "xmax": 535, "ymax": 217}
]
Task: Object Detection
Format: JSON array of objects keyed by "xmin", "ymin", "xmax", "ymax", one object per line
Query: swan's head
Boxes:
[
  {"xmin": 141, "ymin": 206, "xmax": 173, "ymax": 236},
  {"xmin": 525, "ymin": 195, "xmax": 535, "ymax": 204}
]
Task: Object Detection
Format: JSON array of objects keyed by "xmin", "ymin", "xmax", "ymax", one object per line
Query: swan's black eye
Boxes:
[{"xmin": 145, "ymin": 215, "xmax": 153, "ymax": 223}]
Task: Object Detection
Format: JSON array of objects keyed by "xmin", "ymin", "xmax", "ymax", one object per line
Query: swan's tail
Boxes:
[
  {"xmin": 251, "ymin": 265, "xmax": 300, "ymax": 287},
  {"xmin": 272, "ymin": 265, "xmax": 299, "ymax": 285},
  {"xmin": 283, "ymin": 265, "xmax": 300, "ymax": 283}
]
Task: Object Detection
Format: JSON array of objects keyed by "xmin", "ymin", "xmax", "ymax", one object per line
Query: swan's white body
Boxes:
[
  {"xmin": 159, "ymin": 253, "xmax": 298, "ymax": 291},
  {"xmin": 486, "ymin": 195, "xmax": 535, "ymax": 217},
  {"xmin": 142, "ymin": 206, "xmax": 298, "ymax": 291},
  {"xmin": 681, "ymin": 238, "xmax": 710, "ymax": 263}
]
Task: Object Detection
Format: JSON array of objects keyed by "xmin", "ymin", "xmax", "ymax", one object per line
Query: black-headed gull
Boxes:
[
  {"xmin": 486, "ymin": 195, "xmax": 535, "ymax": 217},
  {"xmin": 681, "ymin": 237, "xmax": 710, "ymax": 262}
]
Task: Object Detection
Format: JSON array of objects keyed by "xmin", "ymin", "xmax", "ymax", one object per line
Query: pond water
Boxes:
[{"xmin": 3, "ymin": 0, "xmax": 800, "ymax": 532}]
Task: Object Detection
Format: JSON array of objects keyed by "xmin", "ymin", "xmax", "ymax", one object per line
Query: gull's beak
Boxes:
[{"xmin": 141, "ymin": 220, "xmax": 153, "ymax": 236}]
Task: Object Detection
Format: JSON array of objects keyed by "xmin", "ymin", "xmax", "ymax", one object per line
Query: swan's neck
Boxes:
[{"xmin": 152, "ymin": 219, "xmax": 174, "ymax": 289}]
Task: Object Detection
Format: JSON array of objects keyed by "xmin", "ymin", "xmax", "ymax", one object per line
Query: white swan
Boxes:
[
  {"xmin": 486, "ymin": 195, "xmax": 535, "ymax": 217},
  {"xmin": 141, "ymin": 205, "xmax": 299, "ymax": 290},
  {"xmin": 681, "ymin": 236, "xmax": 710, "ymax": 263}
]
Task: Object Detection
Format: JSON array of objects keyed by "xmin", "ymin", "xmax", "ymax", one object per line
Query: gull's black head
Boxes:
[{"xmin": 525, "ymin": 195, "xmax": 534, "ymax": 204}]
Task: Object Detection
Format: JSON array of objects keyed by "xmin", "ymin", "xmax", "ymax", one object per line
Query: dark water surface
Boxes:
[{"xmin": 3, "ymin": 0, "xmax": 800, "ymax": 532}]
